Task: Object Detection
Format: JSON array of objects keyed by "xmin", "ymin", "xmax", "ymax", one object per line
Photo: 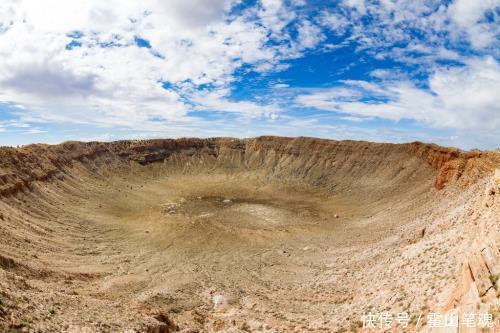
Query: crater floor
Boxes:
[{"xmin": 69, "ymin": 173, "xmax": 373, "ymax": 331}]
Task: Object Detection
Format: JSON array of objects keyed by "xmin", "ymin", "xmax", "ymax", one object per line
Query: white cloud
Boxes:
[
  {"xmin": 295, "ymin": 57, "xmax": 500, "ymax": 130},
  {"xmin": 339, "ymin": 115, "xmax": 373, "ymax": 122},
  {"xmin": 320, "ymin": 12, "xmax": 349, "ymax": 35},
  {"xmin": 295, "ymin": 87, "xmax": 363, "ymax": 110},
  {"xmin": 448, "ymin": 0, "xmax": 500, "ymax": 49},
  {"xmin": 258, "ymin": 0, "xmax": 296, "ymax": 36},
  {"xmin": 343, "ymin": 0, "xmax": 367, "ymax": 15},
  {"xmin": 321, "ymin": 0, "xmax": 499, "ymax": 58},
  {"xmin": 0, "ymin": 0, "xmax": 308, "ymax": 129},
  {"xmin": 295, "ymin": 20, "xmax": 325, "ymax": 50},
  {"xmin": 191, "ymin": 89, "xmax": 282, "ymax": 118}
]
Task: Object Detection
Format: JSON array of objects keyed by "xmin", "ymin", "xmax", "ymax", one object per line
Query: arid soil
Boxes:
[{"xmin": 0, "ymin": 137, "xmax": 499, "ymax": 332}]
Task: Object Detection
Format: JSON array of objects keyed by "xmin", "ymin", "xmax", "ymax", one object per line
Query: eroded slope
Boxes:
[{"xmin": 0, "ymin": 137, "xmax": 498, "ymax": 332}]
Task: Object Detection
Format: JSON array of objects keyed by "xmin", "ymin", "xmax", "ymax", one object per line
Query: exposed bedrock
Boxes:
[{"xmin": 0, "ymin": 136, "xmax": 497, "ymax": 196}]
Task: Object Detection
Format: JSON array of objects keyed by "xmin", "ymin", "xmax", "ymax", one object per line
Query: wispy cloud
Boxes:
[{"xmin": 295, "ymin": 56, "xmax": 500, "ymax": 130}]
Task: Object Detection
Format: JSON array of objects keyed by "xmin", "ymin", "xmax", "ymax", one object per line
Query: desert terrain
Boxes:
[{"xmin": 0, "ymin": 136, "xmax": 498, "ymax": 332}]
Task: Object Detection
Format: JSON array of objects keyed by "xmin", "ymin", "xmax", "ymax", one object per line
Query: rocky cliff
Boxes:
[{"xmin": 1, "ymin": 137, "xmax": 497, "ymax": 198}]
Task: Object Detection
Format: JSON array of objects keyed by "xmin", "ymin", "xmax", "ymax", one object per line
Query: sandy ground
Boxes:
[{"xmin": 0, "ymin": 138, "xmax": 498, "ymax": 332}]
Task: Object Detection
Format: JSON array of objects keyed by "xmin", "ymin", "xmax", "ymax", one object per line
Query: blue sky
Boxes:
[{"xmin": 0, "ymin": 0, "xmax": 498, "ymax": 149}]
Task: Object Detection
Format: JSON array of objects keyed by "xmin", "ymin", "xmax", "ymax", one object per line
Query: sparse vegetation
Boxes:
[{"xmin": 489, "ymin": 274, "xmax": 499, "ymax": 290}]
